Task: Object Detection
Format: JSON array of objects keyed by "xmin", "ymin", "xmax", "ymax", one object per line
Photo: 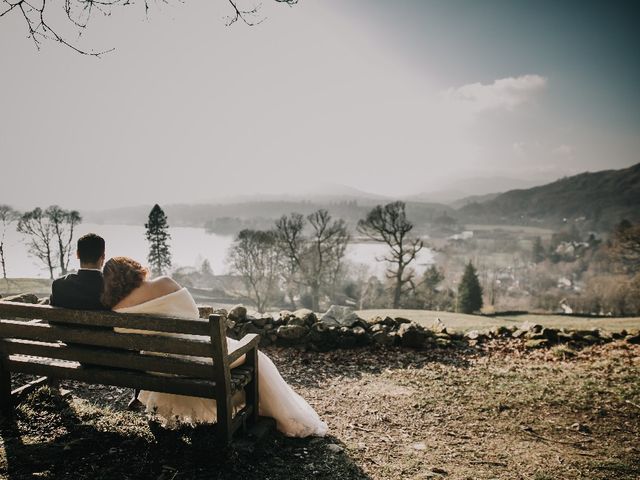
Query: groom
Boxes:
[
  {"xmin": 50, "ymin": 233, "xmax": 106, "ymax": 310},
  {"xmin": 49, "ymin": 233, "xmax": 142, "ymax": 410}
]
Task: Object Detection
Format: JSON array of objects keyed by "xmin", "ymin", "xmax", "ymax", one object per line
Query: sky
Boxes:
[{"xmin": 1, "ymin": 0, "xmax": 639, "ymax": 210}]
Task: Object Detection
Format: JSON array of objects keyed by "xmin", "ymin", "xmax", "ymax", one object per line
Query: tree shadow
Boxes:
[{"xmin": 0, "ymin": 387, "xmax": 372, "ymax": 480}]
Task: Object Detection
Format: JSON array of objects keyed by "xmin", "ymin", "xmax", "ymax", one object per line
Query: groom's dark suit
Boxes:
[
  {"xmin": 49, "ymin": 267, "xmax": 141, "ymax": 407},
  {"xmin": 50, "ymin": 270, "xmax": 106, "ymax": 310}
]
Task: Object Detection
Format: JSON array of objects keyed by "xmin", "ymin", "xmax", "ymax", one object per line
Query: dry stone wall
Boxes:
[{"xmin": 199, "ymin": 304, "xmax": 640, "ymax": 351}]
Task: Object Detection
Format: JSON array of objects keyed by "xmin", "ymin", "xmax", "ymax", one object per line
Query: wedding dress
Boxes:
[{"xmin": 114, "ymin": 288, "xmax": 328, "ymax": 438}]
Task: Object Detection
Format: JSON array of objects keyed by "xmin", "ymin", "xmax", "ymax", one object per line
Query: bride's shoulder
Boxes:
[
  {"xmin": 112, "ymin": 277, "xmax": 184, "ymax": 310},
  {"xmin": 148, "ymin": 276, "xmax": 182, "ymax": 296},
  {"xmin": 120, "ymin": 277, "xmax": 181, "ymax": 307}
]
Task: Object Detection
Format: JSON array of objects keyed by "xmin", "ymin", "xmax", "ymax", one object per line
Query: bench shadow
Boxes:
[{"xmin": 0, "ymin": 387, "xmax": 372, "ymax": 480}]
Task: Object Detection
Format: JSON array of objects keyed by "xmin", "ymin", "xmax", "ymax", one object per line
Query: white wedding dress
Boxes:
[{"xmin": 114, "ymin": 288, "xmax": 328, "ymax": 438}]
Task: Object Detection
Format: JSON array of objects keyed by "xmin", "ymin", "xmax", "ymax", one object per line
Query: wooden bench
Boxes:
[{"xmin": 0, "ymin": 300, "xmax": 262, "ymax": 444}]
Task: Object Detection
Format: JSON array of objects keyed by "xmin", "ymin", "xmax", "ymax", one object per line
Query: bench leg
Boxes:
[
  {"xmin": 46, "ymin": 377, "xmax": 60, "ymax": 389},
  {"xmin": 216, "ymin": 395, "xmax": 233, "ymax": 445},
  {"xmin": 0, "ymin": 362, "xmax": 12, "ymax": 418}
]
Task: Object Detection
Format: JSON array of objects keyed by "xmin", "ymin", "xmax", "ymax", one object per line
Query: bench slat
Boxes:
[
  {"xmin": 6, "ymin": 355, "xmax": 219, "ymax": 398},
  {"xmin": 0, "ymin": 320, "xmax": 212, "ymax": 357},
  {"xmin": 0, "ymin": 301, "xmax": 211, "ymax": 336},
  {"xmin": 0, "ymin": 339, "xmax": 216, "ymax": 379}
]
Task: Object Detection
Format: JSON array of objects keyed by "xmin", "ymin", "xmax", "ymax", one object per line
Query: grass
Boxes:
[
  {"xmin": 357, "ymin": 309, "xmax": 640, "ymax": 332},
  {"xmin": 1, "ymin": 342, "xmax": 638, "ymax": 480},
  {"xmin": 0, "ymin": 278, "xmax": 52, "ymax": 297},
  {"xmin": 464, "ymin": 224, "xmax": 555, "ymax": 237}
]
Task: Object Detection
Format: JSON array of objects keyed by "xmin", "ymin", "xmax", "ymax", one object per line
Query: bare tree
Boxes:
[
  {"xmin": 46, "ymin": 205, "xmax": 82, "ymax": 276},
  {"xmin": 357, "ymin": 201, "xmax": 424, "ymax": 309},
  {"xmin": 17, "ymin": 206, "xmax": 81, "ymax": 279},
  {"xmin": 17, "ymin": 207, "xmax": 56, "ymax": 279},
  {"xmin": 275, "ymin": 209, "xmax": 349, "ymax": 312},
  {"xmin": 228, "ymin": 229, "xmax": 281, "ymax": 313},
  {"xmin": 305, "ymin": 210, "xmax": 350, "ymax": 310},
  {"xmin": 274, "ymin": 213, "xmax": 305, "ymax": 307},
  {"xmin": 0, "ymin": 205, "xmax": 19, "ymax": 279},
  {"xmin": 0, "ymin": 0, "xmax": 299, "ymax": 56}
]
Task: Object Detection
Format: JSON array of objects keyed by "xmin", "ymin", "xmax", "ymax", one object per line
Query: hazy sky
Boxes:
[{"xmin": 1, "ymin": 0, "xmax": 638, "ymax": 210}]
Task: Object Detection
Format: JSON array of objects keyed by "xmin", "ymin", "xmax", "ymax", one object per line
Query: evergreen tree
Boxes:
[
  {"xmin": 532, "ymin": 236, "xmax": 545, "ymax": 263},
  {"xmin": 419, "ymin": 265, "xmax": 446, "ymax": 310},
  {"xmin": 200, "ymin": 258, "xmax": 214, "ymax": 277},
  {"xmin": 145, "ymin": 204, "xmax": 172, "ymax": 277},
  {"xmin": 457, "ymin": 261, "xmax": 483, "ymax": 314}
]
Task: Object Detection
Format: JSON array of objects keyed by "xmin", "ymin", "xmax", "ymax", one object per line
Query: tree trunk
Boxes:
[
  {"xmin": 287, "ymin": 289, "xmax": 296, "ymax": 309},
  {"xmin": 255, "ymin": 290, "xmax": 264, "ymax": 313},
  {"xmin": 59, "ymin": 245, "xmax": 66, "ymax": 275},
  {"xmin": 47, "ymin": 250, "xmax": 54, "ymax": 279},
  {"xmin": 392, "ymin": 264, "xmax": 405, "ymax": 309},
  {"xmin": 311, "ymin": 285, "xmax": 320, "ymax": 312},
  {"xmin": 0, "ymin": 242, "xmax": 6, "ymax": 279}
]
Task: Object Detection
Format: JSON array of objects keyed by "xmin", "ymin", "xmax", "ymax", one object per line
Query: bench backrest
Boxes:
[{"xmin": 0, "ymin": 301, "xmax": 232, "ymax": 400}]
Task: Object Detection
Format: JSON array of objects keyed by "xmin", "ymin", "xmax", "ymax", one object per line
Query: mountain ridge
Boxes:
[{"xmin": 455, "ymin": 163, "xmax": 640, "ymax": 229}]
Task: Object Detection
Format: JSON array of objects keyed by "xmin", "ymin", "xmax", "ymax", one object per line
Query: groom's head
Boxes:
[{"xmin": 77, "ymin": 233, "xmax": 105, "ymax": 270}]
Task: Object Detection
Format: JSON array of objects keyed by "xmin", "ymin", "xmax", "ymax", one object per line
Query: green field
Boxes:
[{"xmin": 357, "ymin": 308, "xmax": 640, "ymax": 332}]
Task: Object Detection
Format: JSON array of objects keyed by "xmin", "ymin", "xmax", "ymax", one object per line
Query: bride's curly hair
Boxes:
[{"xmin": 101, "ymin": 256, "xmax": 148, "ymax": 309}]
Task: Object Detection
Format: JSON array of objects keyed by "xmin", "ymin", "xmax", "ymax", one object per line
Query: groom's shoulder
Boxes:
[
  {"xmin": 50, "ymin": 271, "xmax": 105, "ymax": 310},
  {"xmin": 52, "ymin": 272, "xmax": 79, "ymax": 286},
  {"xmin": 52, "ymin": 271, "xmax": 102, "ymax": 292}
]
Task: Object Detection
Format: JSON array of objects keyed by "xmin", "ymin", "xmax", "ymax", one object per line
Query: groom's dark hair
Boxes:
[{"xmin": 77, "ymin": 233, "xmax": 105, "ymax": 264}]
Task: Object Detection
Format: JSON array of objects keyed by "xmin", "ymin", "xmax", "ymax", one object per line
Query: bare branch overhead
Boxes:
[{"xmin": 1, "ymin": 0, "xmax": 299, "ymax": 55}]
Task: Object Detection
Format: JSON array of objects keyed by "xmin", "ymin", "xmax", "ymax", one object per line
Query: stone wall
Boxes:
[{"xmin": 200, "ymin": 304, "xmax": 640, "ymax": 351}]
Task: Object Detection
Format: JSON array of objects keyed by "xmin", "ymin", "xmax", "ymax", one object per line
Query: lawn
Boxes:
[
  {"xmin": 464, "ymin": 224, "xmax": 555, "ymax": 238},
  {"xmin": 1, "ymin": 341, "xmax": 638, "ymax": 480},
  {"xmin": 0, "ymin": 278, "xmax": 52, "ymax": 297},
  {"xmin": 357, "ymin": 309, "xmax": 640, "ymax": 333}
]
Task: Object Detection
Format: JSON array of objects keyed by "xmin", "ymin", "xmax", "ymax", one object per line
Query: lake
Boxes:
[{"xmin": 2, "ymin": 223, "xmax": 434, "ymax": 279}]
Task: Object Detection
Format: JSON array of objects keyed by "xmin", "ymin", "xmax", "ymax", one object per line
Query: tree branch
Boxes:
[{"xmin": 3, "ymin": 0, "xmax": 298, "ymax": 55}]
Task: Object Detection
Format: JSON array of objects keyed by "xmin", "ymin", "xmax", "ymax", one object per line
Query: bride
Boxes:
[{"xmin": 100, "ymin": 256, "xmax": 328, "ymax": 438}]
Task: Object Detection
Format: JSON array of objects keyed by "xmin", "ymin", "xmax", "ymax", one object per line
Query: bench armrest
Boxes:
[{"xmin": 227, "ymin": 333, "xmax": 260, "ymax": 367}]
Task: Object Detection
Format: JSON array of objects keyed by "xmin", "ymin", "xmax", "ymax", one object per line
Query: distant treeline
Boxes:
[{"xmin": 87, "ymin": 200, "xmax": 456, "ymax": 236}]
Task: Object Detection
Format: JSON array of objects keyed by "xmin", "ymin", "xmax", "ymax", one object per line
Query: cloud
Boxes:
[
  {"xmin": 512, "ymin": 141, "xmax": 527, "ymax": 157},
  {"xmin": 552, "ymin": 144, "xmax": 575, "ymax": 157},
  {"xmin": 442, "ymin": 74, "xmax": 548, "ymax": 113}
]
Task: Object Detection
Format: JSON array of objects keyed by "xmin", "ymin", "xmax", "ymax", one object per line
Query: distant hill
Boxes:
[
  {"xmin": 450, "ymin": 192, "xmax": 500, "ymax": 209},
  {"xmin": 456, "ymin": 163, "xmax": 640, "ymax": 229},
  {"xmin": 407, "ymin": 176, "xmax": 546, "ymax": 204}
]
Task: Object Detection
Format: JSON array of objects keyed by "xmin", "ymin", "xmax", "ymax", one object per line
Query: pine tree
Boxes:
[
  {"xmin": 145, "ymin": 204, "xmax": 172, "ymax": 277},
  {"xmin": 457, "ymin": 261, "xmax": 483, "ymax": 314},
  {"xmin": 200, "ymin": 258, "xmax": 214, "ymax": 277},
  {"xmin": 532, "ymin": 236, "xmax": 545, "ymax": 263}
]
